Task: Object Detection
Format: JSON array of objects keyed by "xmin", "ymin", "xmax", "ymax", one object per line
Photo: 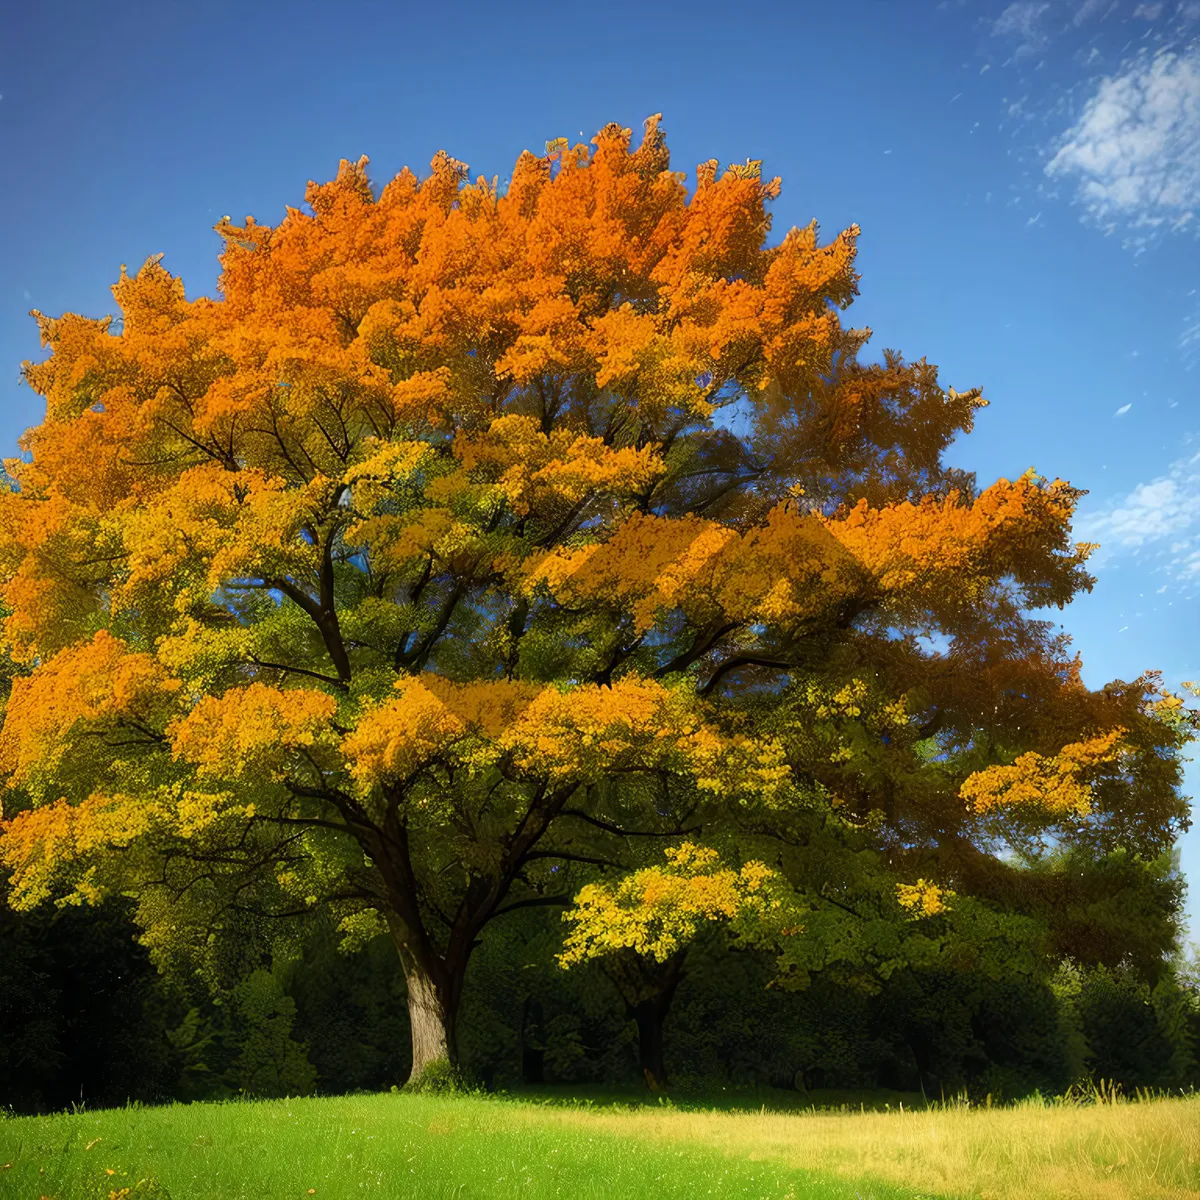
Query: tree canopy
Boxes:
[{"xmin": 1, "ymin": 115, "xmax": 1195, "ymax": 1083}]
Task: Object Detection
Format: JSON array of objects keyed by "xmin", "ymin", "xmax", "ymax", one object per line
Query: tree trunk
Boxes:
[
  {"xmin": 605, "ymin": 949, "xmax": 686, "ymax": 1093},
  {"xmin": 386, "ymin": 914, "xmax": 462, "ymax": 1086},
  {"xmin": 405, "ymin": 957, "xmax": 457, "ymax": 1083},
  {"xmin": 631, "ymin": 997, "xmax": 670, "ymax": 1092}
]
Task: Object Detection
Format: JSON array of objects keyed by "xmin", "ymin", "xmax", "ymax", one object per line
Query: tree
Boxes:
[
  {"xmin": 559, "ymin": 842, "xmax": 782, "ymax": 1089},
  {"xmin": 1, "ymin": 115, "xmax": 1195, "ymax": 1085}
]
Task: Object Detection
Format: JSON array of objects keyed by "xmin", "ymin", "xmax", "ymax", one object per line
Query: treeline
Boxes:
[{"xmin": 3, "ymin": 888, "xmax": 1197, "ymax": 1115}]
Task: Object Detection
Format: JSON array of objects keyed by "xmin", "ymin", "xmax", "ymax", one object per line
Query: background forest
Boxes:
[{"xmin": 3, "ymin": 882, "xmax": 1199, "ymax": 1115}]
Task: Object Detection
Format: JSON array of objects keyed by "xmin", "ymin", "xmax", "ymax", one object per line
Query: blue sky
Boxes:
[{"xmin": 1, "ymin": 0, "xmax": 1197, "ymax": 937}]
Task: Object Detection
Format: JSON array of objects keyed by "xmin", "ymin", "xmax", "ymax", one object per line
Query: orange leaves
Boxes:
[
  {"xmin": 521, "ymin": 469, "xmax": 1089, "ymax": 644},
  {"xmin": 825, "ymin": 471, "xmax": 1085, "ymax": 597},
  {"xmin": 7, "ymin": 117, "xmax": 880, "ymax": 673},
  {"xmin": 523, "ymin": 512, "xmax": 732, "ymax": 632},
  {"xmin": 344, "ymin": 675, "xmax": 539, "ymax": 791},
  {"xmin": 5, "ymin": 114, "xmax": 1157, "ymax": 938},
  {"xmin": 343, "ymin": 673, "xmax": 788, "ymax": 803},
  {"xmin": 959, "ymin": 728, "xmax": 1127, "ymax": 817},
  {"xmin": 0, "ymin": 791, "xmax": 166, "ymax": 910},
  {"xmin": 0, "ymin": 631, "xmax": 179, "ymax": 790},
  {"xmin": 111, "ymin": 254, "xmax": 190, "ymax": 336},
  {"xmin": 168, "ymin": 683, "xmax": 338, "ymax": 781}
]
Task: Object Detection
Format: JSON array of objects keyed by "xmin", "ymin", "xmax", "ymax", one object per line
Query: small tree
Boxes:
[{"xmin": 559, "ymin": 842, "xmax": 782, "ymax": 1089}]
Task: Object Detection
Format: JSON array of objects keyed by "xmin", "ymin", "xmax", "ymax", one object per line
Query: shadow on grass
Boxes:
[{"xmin": 492, "ymin": 1082, "xmax": 932, "ymax": 1114}]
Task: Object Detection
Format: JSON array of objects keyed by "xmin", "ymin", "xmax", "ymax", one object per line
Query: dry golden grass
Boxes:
[{"xmin": 525, "ymin": 1092, "xmax": 1200, "ymax": 1200}]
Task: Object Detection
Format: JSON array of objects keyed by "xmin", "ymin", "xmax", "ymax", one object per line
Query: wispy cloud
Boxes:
[
  {"xmin": 1072, "ymin": 0, "xmax": 1113, "ymax": 25},
  {"xmin": 1044, "ymin": 45, "xmax": 1200, "ymax": 240},
  {"xmin": 1182, "ymin": 307, "xmax": 1200, "ymax": 368},
  {"xmin": 1075, "ymin": 446, "xmax": 1200, "ymax": 580},
  {"xmin": 1115, "ymin": 401, "xmax": 1133, "ymax": 414},
  {"xmin": 992, "ymin": 1, "xmax": 1053, "ymax": 54}
]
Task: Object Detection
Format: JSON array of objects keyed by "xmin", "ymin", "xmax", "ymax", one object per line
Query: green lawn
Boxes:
[
  {"xmin": 3, "ymin": 1087, "xmax": 1196, "ymax": 1200},
  {"xmin": 0, "ymin": 1092, "xmax": 928, "ymax": 1200}
]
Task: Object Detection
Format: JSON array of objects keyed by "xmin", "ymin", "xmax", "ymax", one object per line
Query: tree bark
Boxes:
[
  {"xmin": 386, "ymin": 916, "xmax": 464, "ymax": 1086},
  {"xmin": 404, "ymin": 956, "xmax": 457, "ymax": 1082}
]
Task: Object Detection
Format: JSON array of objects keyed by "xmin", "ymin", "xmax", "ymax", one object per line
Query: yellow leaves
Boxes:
[
  {"xmin": 0, "ymin": 488, "xmax": 111, "ymax": 664},
  {"xmin": 344, "ymin": 438, "xmax": 432, "ymax": 490},
  {"xmin": 347, "ymin": 508, "xmax": 457, "ymax": 571},
  {"xmin": 168, "ymin": 683, "xmax": 338, "ymax": 781},
  {"xmin": 0, "ymin": 631, "xmax": 179, "ymax": 788},
  {"xmin": 959, "ymin": 728, "xmax": 1127, "ymax": 817},
  {"xmin": 453, "ymin": 415, "xmax": 665, "ymax": 516},
  {"xmin": 501, "ymin": 677, "xmax": 692, "ymax": 782},
  {"xmin": 343, "ymin": 438, "xmax": 442, "ymax": 542},
  {"xmin": 559, "ymin": 843, "xmax": 779, "ymax": 966},
  {"xmin": 0, "ymin": 783, "xmax": 254, "ymax": 914},
  {"xmin": 896, "ymin": 877, "xmax": 955, "ymax": 918},
  {"xmin": 345, "ymin": 674, "xmax": 691, "ymax": 792},
  {"xmin": 116, "ymin": 463, "xmax": 321, "ymax": 607},
  {"xmin": 0, "ymin": 791, "xmax": 166, "ymax": 911},
  {"xmin": 686, "ymin": 726, "xmax": 791, "ymax": 799},
  {"xmin": 175, "ymin": 790, "xmax": 253, "ymax": 838}
]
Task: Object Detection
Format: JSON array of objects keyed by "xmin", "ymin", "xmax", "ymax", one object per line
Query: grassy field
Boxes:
[{"xmin": 1, "ymin": 1087, "xmax": 1196, "ymax": 1200}]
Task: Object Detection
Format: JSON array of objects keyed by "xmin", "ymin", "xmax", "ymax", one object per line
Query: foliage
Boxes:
[
  {"xmin": 559, "ymin": 843, "xmax": 780, "ymax": 966},
  {"xmin": 224, "ymin": 967, "xmax": 318, "ymax": 1098}
]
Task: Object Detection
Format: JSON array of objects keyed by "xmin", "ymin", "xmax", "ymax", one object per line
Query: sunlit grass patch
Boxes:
[
  {"xmin": 526, "ymin": 1086, "xmax": 1200, "ymax": 1200},
  {"xmin": 1, "ymin": 1086, "xmax": 1195, "ymax": 1199}
]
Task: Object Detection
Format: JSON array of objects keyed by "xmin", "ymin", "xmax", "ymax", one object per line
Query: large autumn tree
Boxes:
[{"xmin": 1, "ymin": 116, "xmax": 1194, "ymax": 1084}]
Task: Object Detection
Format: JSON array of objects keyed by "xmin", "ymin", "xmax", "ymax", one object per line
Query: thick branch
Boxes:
[
  {"xmin": 655, "ymin": 621, "xmax": 741, "ymax": 678},
  {"xmin": 700, "ymin": 655, "xmax": 794, "ymax": 697},
  {"xmin": 558, "ymin": 809, "xmax": 700, "ymax": 838}
]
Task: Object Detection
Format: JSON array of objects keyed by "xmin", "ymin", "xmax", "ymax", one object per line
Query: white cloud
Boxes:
[
  {"xmin": 1133, "ymin": 2, "xmax": 1164, "ymax": 18},
  {"xmin": 1072, "ymin": 0, "xmax": 1113, "ymax": 24},
  {"xmin": 992, "ymin": 2, "xmax": 1052, "ymax": 54},
  {"xmin": 1115, "ymin": 402, "xmax": 1133, "ymax": 414},
  {"xmin": 1075, "ymin": 447, "xmax": 1200, "ymax": 581},
  {"xmin": 1045, "ymin": 46, "xmax": 1200, "ymax": 238}
]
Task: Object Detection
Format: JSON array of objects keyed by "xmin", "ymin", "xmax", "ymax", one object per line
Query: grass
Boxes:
[{"xmin": 0, "ymin": 1086, "xmax": 1195, "ymax": 1200}]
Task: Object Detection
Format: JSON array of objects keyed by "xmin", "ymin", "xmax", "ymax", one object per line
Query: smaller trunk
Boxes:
[
  {"xmin": 631, "ymin": 998, "xmax": 670, "ymax": 1092},
  {"xmin": 521, "ymin": 996, "xmax": 546, "ymax": 1084},
  {"xmin": 606, "ymin": 949, "xmax": 686, "ymax": 1093}
]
